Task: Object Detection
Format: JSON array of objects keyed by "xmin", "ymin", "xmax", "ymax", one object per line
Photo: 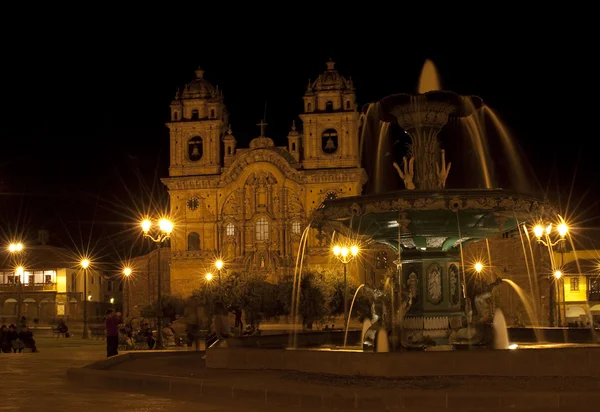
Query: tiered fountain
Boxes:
[{"xmin": 312, "ymin": 61, "xmax": 555, "ymax": 350}]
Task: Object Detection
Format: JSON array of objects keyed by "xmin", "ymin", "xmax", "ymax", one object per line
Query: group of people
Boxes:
[{"xmin": 0, "ymin": 318, "xmax": 38, "ymax": 353}]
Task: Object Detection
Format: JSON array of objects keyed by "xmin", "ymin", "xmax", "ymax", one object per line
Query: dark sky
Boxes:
[{"xmin": 1, "ymin": 17, "xmax": 597, "ymax": 256}]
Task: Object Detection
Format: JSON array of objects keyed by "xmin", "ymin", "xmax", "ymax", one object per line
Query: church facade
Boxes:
[{"xmin": 161, "ymin": 61, "xmax": 380, "ymax": 297}]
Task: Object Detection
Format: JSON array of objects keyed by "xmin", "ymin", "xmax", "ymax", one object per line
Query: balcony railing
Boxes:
[{"xmin": 0, "ymin": 282, "xmax": 57, "ymax": 292}]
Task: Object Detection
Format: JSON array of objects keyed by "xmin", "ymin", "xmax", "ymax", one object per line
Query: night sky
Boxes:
[{"xmin": 1, "ymin": 18, "xmax": 596, "ymax": 257}]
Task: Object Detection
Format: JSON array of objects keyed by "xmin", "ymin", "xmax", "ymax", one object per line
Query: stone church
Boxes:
[{"xmin": 161, "ymin": 61, "xmax": 380, "ymax": 296}]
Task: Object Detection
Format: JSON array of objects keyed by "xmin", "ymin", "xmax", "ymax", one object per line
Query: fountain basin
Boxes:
[{"xmin": 206, "ymin": 345, "xmax": 600, "ymax": 378}]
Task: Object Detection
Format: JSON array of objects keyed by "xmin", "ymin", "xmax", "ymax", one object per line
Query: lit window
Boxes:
[
  {"xmin": 292, "ymin": 221, "xmax": 302, "ymax": 235},
  {"xmin": 570, "ymin": 277, "xmax": 579, "ymax": 292},
  {"xmin": 226, "ymin": 223, "xmax": 235, "ymax": 237},
  {"xmin": 255, "ymin": 218, "xmax": 269, "ymax": 241}
]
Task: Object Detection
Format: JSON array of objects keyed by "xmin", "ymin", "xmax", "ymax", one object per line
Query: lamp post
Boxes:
[
  {"xmin": 7, "ymin": 243, "xmax": 24, "ymax": 327},
  {"xmin": 80, "ymin": 258, "xmax": 90, "ymax": 339},
  {"xmin": 141, "ymin": 217, "xmax": 173, "ymax": 350},
  {"xmin": 332, "ymin": 243, "xmax": 359, "ymax": 328},
  {"xmin": 215, "ymin": 259, "xmax": 224, "ymax": 297},
  {"xmin": 553, "ymin": 270, "xmax": 563, "ymax": 326},
  {"xmin": 532, "ymin": 219, "xmax": 568, "ymax": 327},
  {"xmin": 123, "ymin": 267, "xmax": 132, "ymax": 318}
]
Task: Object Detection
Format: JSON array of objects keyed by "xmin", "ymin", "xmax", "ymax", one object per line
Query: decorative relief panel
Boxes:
[{"xmin": 427, "ymin": 263, "xmax": 442, "ymax": 304}]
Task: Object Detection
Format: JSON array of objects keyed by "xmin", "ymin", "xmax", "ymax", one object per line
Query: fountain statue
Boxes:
[{"xmin": 312, "ymin": 60, "xmax": 556, "ymax": 351}]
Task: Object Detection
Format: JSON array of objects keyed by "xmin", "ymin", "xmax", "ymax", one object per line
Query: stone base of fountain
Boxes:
[{"xmin": 205, "ymin": 345, "xmax": 600, "ymax": 378}]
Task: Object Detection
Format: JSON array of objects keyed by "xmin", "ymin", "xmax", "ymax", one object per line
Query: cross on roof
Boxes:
[{"xmin": 256, "ymin": 119, "xmax": 268, "ymax": 137}]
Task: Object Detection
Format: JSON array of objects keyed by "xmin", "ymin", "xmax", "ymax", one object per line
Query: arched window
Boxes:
[
  {"xmin": 307, "ymin": 102, "xmax": 312, "ymax": 112},
  {"xmin": 226, "ymin": 223, "xmax": 235, "ymax": 237},
  {"xmin": 291, "ymin": 142, "xmax": 296, "ymax": 151},
  {"xmin": 321, "ymin": 129, "xmax": 338, "ymax": 154},
  {"xmin": 345, "ymin": 100, "xmax": 350, "ymax": 109},
  {"xmin": 376, "ymin": 251, "xmax": 388, "ymax": 269},
  {"xmin": 227, "ymin": 146, "xmax": 232, "ymax": 155},
  {"xmin": 325, "ymin": 191, "xmax": 338, "ymax": 201},
  {"xmin": 291, "ymin": 220, "xmax": 302, "ymax": 235},
  {"xmin": 188, "ymin": 136, "xmax": 203, "ymax": 161},
  {"xmin": 191, "ymin": 109, "xmax": 199, "ymax": 120},
  {"xmin": 210, "ymin": 109, "xmax": 215, "ymax": 118},
  {"xmin": 325, "ymin": 101, "xmax": 333, "ymax": 112},
  {"xmin": 255, "ymin": 217, "xmax": 269, "ymax": 241},
  {"xmin": 173, "ymin": 112, "xmax": 178, "ymax": 120},
  {"xmin": 187, "ymin": 232, "xmax": 200, "ymax": 251}
]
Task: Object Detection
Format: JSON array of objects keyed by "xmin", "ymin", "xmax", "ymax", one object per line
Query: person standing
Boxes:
[{"xmin": 105, "ymin": 309, "xmax": 122, "ymax": 357}]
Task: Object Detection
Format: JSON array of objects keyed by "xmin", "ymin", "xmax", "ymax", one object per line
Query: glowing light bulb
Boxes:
[
  {"xmin": 533, "ymin": 225, "xmax": 544, "ymax": 238},
  {"xmin": 554, "ymin": 270, "xmax": 562, "ymax": 279},
  {"xmin": 81, "ymin": 259, "xmax": 90, "ymax": 269},
  {"xmin": 205, "ymin": 273, "xmax": 213, "ymax": 281},
  {"xmin": 141, "ymin": 219, "xmax": 152, "ymax": 232},
  {"xmin": 557, "ymin": 223, "xmax": 568, "ymax": 237},
  {"xmin": 123, "ymin": 267, "xmax": 132, "ymax": 276},
  {"xmin": 333, "ymin": 245, "xmax": 341, "ymax": 256},
  {"xmin": 350, "ymin": 245, "xmax": 359, "ymax": 256},
  {"xmin": 474, "ymin": 262, "xmax": 483, "ymax": 273},
  {"xmin": 215, "ymin": 260, "xmax": 224, "ymax": 270}
]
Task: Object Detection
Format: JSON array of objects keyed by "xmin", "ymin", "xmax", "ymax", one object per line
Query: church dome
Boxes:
[
  {"xmin": 309, "ymin": 59, "xmax": 353, "ymax": 92},
  {"xmin": 181, "ymin": 67, "xmax": 217, "ymax": 99}
]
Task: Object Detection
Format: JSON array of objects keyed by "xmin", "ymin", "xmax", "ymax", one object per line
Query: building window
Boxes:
[
  {"xmin": 91, "ymin": 276, "xmax": 95, "ymax": 285},
  {"xmin": 188, "ymin": 232, "xmax": 200, "ymax": 251},
  {"xmin": 210, "ymin": 109, "xmax": 215, "ymax": 118},
  {"xmin": 173, "ymin": 112, "xmax": 178, "ymax": 120},
  {"xmin": 71, "ymin": 273, "xmax": 76, "ymax": 291},
  {"xmin": 376, "ymin": 251, "xmax": 388, "ymax": 269},
  {"xmin": 226, "ymin": 223, "xmax": 235, "ymax": 237},
  {"xmin": 346, "ymin": 100, "xmax": 350, "ymax": 109},
  {"xmin": 107, "ymin": 280, "xmax": 113, "ymax": 292},
  {"xmin": 291, "ymin": 221, "xmax": 302, "ymax": 235},
  {"xmin": 321, "ymin": 129, "xmax": 338, "ymax": 154},
  {"xmin": 325, "ymin": 191, "xmax": 338, "ymax": 201},
  {"xmin": 188, "ymin": 136, "xmax": 203, "ymax": 161},
  {"xmin": 227, "ymin": 146, "xmax": 231, "ymax": 155},
  {"xmin": 291, "ymin": 142, "xmax": 296, "ymax": 151},
  {"xmin": 118, "ymin": 281, "xmax": 123, "ymax": 292},
  {"xmin": 570, "ymin": 277, "xmax": 579, "ymax": 292},
  {"xmin": 325, "ymin": 101, "xmax": 333, "ymax": 112},
  {"xmin": 307, "ymin": 103, "xmax": 312, "ymax": 112},
  {"xmin": 255, "ymin": 217, "xmax": 269, "ymax": 241},
  {"xmin": 191, "ymin": 109, "xmax": 199, "ymax": 120}
]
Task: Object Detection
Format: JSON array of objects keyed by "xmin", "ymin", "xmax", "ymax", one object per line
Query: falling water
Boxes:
[
  {"xmin": 361, "ymin": 318, "xmax": 372, "ymax": 348},
  {"xmin": 515, "ymin": 220, "xmax": 538, "ymax": 323},
  {"xmin": 460, "ymin": 103, "xmax": 493, "ymax": 189},
  {"xmin": 289, "ymin": 225, "xmax": 311, "ymax": 348},
  {"xmin": 374, "ymin": 122, "xmax": 391, "ymax": 194},
  {"xmin": 501, "ymin": 278, "xmax": 543, "ymax": 342},
  {"xmin": 344, "ymin": 284, "xmax": 365, "ymax": 347},
  {"xmin": 376, "ymin": 328, "xmax": 390, "ymax": 352},
  {"xmin": 492, "ymin": 308, "xmax": 510, "ymax": 349},
  {"xmin": 521, "ymin": 223, "xmax": 541, "ymax": 321},
  {"xmin": 418, "ymin": 59, "xmax": 441, "ymax": 93},
  {"xmin": 484, "ymin": 106, "xmax": 531, "ymax": 194}
]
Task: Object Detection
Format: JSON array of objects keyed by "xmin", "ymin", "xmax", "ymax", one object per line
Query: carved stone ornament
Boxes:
[
  {"xmin": 427, "ymin": 263, "xmax": 442, "ymax": 304},
  {"xmin": 449, "ymin": 264, "xmax": 460, "ymax": 306}
]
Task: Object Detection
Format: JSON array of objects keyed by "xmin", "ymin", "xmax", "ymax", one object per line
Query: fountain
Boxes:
[{"xmin": 312, "ymin": 60, "xmax": 557, "ymax": 350}]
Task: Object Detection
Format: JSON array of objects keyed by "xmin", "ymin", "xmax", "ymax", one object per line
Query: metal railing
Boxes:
[{"xmin": 0, "ymin": 282, "xmax": 57, "ymax": 291}]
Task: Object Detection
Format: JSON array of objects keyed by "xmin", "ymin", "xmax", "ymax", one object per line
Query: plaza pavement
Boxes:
[{"xmin": 0, "ymin": 336, "xmax": 282, "ymax": 411}]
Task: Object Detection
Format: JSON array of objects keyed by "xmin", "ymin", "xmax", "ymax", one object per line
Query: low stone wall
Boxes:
[{"xmin": 206, "ymin": 346, "xmax": 600, "ymax": 378}]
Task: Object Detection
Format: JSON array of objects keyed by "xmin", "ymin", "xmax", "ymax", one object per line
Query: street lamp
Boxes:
[
  {"xmin": 532, "ymin": 219, "xmax": 569, "ymax": 326},
  {"xmin": 80, "ymin": 258, "xmax": 91, "ymax": 339},
  {"xmin": 205, "ymin": 272, "xmax": 214, "ymax": 281},
  {"xmin": 532, "ymin": 221, "xmax": 568, "ymax": 248},
  {"xmin": 141, "ymin": 217, "xmax": 173, "ymax": 349},
  {"xmin": 215, "ymin": 259, "xmax": 224, "ymax": 295},
  {"xmin": 332, "ymin": 243, "xmax": 360, "ymax": 328},
  {"xmin": 123, "ymin": 267, "xmax": 132, "ymax": 318},
  {"xmin": 8, "ymin": 243, "xmax": 25, "ymax": 329},
  {"xmin": 474, "ymin": 262, "xmax": 483, "ymax": 273}
]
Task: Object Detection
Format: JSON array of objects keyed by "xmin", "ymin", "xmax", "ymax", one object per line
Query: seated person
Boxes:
[
  {"xmin": 18, "ymin": 325, "xmax": 38, "ymax": 352},
  {"xmin": 57, "ymin": 320, "xmax": 69, "ymax": 335}
]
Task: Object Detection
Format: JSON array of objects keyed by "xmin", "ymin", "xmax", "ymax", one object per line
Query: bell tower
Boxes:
[
  {"xmin": 298, "ymin": 60, "xmax": 360, "ymax": 169},
  {"xmin": 167, "ymin": 67, "xmax": 229, "ymax": 177}
]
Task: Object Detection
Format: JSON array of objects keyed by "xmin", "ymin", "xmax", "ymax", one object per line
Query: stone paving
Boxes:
[{"xmin": 0, "ymin": 336, "xmax": 281, "ymax": 411}]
